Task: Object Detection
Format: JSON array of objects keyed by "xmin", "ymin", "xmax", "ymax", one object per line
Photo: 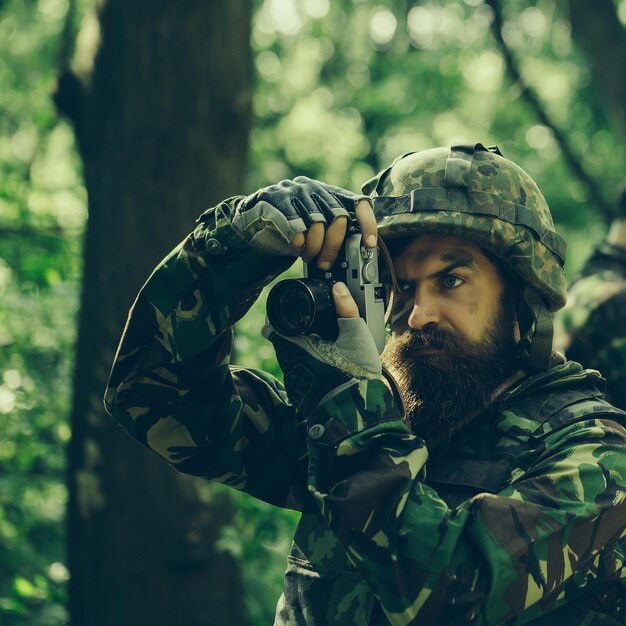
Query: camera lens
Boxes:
[
  {"xmin": 266, "ymin": 278, "xmax": 337, "ymax": 339},
  {"xmin": 270, "ymin": 283, "xmax": 314, "ymax": 335}
]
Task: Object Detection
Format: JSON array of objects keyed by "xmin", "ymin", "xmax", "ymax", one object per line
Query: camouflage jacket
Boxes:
[
  {"xmin": 554, "ymin": 243, "xmax": 626, "ymax": 411},
  {"xmin": 105, "ymin": 199, "xmax": 626, "ymax": 625}
]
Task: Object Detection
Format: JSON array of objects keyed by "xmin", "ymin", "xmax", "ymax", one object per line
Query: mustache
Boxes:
[
  {"xmin": 398, "ymin": 327, "xmax": 466, "ymax": 352},
  {"xmin": 384, "ymin": 326, "xmax": 497, "ymax": 364}
]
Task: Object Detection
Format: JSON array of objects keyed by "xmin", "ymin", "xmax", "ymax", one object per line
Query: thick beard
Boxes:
[{"xmin": 381, "ymin": 307, "xmax": 516, "ymax": 447}]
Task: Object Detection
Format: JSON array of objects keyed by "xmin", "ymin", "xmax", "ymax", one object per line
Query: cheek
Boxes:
[
  {"xmin": 468, "ymin": 295, "xmax": 503, "ymax": 338},
  {"xmin": 444, "ymin": 293, "xmax": 481, "ymax": 317},
  {"xmin": 443, "ymin": 296, "xmax": 491, "ymax": 337}
]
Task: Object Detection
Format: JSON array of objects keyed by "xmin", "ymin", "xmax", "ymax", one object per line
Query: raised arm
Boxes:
[
  {"xmin": 105, "ymin": 179, "xmax": 377, "ymax": 510},
  {"xmin": 104, "ymin": 196, "xmax": 308, "ymax": 508}
]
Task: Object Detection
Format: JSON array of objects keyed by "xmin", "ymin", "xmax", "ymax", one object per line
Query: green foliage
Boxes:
[
  {"xmin": 216, "ymin": 487, "xmax": 299, "ymax": 624},
  {"xmin": 1, "ymin": 0, "xmax": 625, "ymax": 624},
  {"xmin": 246, "ymin": 0, "xmax": 625, "ymax": 270},
  {"xmin": 0, "ymin": 0, "xmax": 85, "ymax": 623}
]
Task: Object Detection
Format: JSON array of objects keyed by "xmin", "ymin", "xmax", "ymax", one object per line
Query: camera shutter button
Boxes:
[{"xmin": 361, "ymin": 262, "xmax": 377, "ymax": 283}]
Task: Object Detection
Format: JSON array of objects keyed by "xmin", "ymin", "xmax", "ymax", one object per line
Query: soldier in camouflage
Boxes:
[
  {"xmin": 554, "ymin": 184, "xmax": 626, "ymax": 410},
  {"xmin": 105, "ymin": 144, "xmax": 626, "ymax": 625}
]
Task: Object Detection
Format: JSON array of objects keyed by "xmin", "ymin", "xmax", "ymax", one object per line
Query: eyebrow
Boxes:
[
  {"xmin": 383, "ymin": 250, "xmax": 477, "ymax": 283},
  {"xmin": 427, "ymin": 252, "xmax": 476, "ymax": 280}
]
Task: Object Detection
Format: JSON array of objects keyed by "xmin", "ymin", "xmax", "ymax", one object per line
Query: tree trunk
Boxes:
[
  {"xmin": 567, "ymin": 0, "xmax": 626, "ymax": 137},
  {"xmin": 56, "ymin": 1, "xmax": 253, "ymax": 624}
]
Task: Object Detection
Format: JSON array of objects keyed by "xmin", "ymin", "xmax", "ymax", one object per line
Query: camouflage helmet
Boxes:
[{"xmin": 363, "ymin": 144, "xmax": 567, "ymax": 312}]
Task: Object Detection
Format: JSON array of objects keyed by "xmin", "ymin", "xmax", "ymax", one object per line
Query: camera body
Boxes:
[{"xmin": 266, "ymin": 225, "xmax": 386, "ymax": 354}]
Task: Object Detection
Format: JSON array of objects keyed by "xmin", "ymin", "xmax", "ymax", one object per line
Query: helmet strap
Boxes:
[
  {"xmin": 518, "ymin": 285, "xmax": 554, "ymax": 372},
  {"xmin": 377, "ymin": 237, "xmax": 400, "ymax": 327}
]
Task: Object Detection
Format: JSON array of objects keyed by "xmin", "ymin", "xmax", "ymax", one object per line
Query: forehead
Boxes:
[{"xmin": 392, "ymin": 235, "xmax": 499, "ymax": 275}]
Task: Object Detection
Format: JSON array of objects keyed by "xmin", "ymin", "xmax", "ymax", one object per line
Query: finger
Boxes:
[
  {"xmin": 289, "ymin": 231, "xmax": 306, "ymax": 255},
  {"xmin": 301, "ymin": 222, "xmax": 325, "ymax": 261},
  {"xmin": 355, "ymin": 198, "xmax": 377, "ymax": 248},
  {"xmin": 332, "ymin": 282, "xmax": 359, "ymax": 318},
  {"xmin": 317, "ymin": 216, "xmax": 348, "ymax": 270}
]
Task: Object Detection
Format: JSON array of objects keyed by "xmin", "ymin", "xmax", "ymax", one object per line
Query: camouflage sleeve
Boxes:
[
  {"xmin": 306, "ymin": 381, "xmax": 626, "ymax": 624},
  {"xmin": 554, "ymin": 243, "xmax": 626, "ymax": 409},
  {"xmin": 104, "ymin": 197, "xmax": 309, "ymax": 510}
]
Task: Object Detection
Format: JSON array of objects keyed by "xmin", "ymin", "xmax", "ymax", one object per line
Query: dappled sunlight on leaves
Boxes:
[{"xmin": 1, "ymin": 0, "xmax": 625, "ymax": 623}]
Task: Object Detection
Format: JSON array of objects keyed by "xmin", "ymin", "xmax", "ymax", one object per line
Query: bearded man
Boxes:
[{"xmin": 105, "ymin": 144, "xmax": 626, "ymax": 625}]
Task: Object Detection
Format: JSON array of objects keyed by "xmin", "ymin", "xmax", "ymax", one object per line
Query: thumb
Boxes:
[{"xmin": 332, "ymin": 282, "xmax": 359, "ymax": 318}]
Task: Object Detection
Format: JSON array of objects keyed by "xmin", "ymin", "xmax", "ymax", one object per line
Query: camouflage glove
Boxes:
[
  {"xmin": 262, "ymin": 316, "xmax": 382, "ymax": 419},
  {"xmin": 232, "ymin": 177, "xmax": 367, "ymax": 256}
]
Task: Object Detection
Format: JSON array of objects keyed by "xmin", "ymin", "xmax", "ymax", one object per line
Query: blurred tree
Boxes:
[
  {"xmin": 0, "ymin": 1, "xmax": 85, "ymax": 623},
  {"xmin": 486, "ymin": 0, "xmax": 626, "ymax": 222},
  {"xmin": 568, "ymin": 0, "xmax": 626, "ymax": 141},
  {"xmin": 55, "ymin": 0, "xmax": 253, "ymax": 624}
]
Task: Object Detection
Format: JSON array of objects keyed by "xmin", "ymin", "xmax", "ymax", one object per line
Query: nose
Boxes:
[{"xmin": 407, "ymin": 292, "xmax": 440, "ymax": 330}]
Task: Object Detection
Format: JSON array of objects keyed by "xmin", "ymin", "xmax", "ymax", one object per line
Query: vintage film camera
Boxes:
[{"xmin": 266, "ymin": 222, "xmax": 386, "ymax": 354}]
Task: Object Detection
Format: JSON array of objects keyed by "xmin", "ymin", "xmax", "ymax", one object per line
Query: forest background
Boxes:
[{"xmin": 1, "ymin": 0, "xmax": 625, "ymax": 624}]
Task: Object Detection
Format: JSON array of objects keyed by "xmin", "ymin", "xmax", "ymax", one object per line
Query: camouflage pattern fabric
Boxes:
[
  {"xmin": 105, "ymin": 199, "xmax": 626, "ymax": 625},
  {"xmin": 555, "ymin": 242, "xmax": 626, "ymax": 411}
]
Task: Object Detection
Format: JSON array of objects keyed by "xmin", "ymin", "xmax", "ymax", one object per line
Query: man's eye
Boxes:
[{"xmin": 442, "ymin": 275, "xmax": 463, "ymax": 289}]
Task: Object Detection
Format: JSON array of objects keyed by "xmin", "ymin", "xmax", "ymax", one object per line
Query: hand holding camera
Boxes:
[
  {"xmin": 266, "ymin": 220, "xmax": 386, "ymax": 354},
  {"xmin": 232, "ymin": 176, "xmax": 377, "ymax": 264},
  {"xmin": 234, "ymin": 176, "xmax": 385, "ymax": 414},
  {"xmin": 234, "ymin": 175, "xmax": 384, "ymax": 346}
]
